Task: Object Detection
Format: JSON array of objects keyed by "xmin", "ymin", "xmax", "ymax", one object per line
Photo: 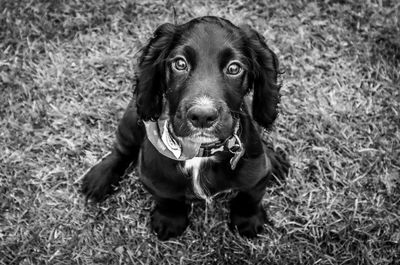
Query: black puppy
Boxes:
[{"xmin": 82, "ymin": 16, "xmax": 289, "ymax": 240}]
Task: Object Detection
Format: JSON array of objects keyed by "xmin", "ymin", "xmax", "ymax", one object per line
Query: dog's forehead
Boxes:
[{"xmin": 180, "ymin": 23, "xmax": 241, "ymax": 56}]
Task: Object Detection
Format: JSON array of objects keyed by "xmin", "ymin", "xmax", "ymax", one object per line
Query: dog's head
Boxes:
[{"xmin": 136, "ymin": 16, "xmax": 280, "ymax": 144}]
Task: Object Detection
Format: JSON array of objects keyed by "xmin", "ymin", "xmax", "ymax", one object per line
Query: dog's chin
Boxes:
[{"xmin": 185, "ymin": 133, "xmax": 219, "ymax": 144}]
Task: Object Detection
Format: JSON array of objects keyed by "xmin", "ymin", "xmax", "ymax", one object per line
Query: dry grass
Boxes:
[{"xmin": 1, "ymin": 0, "xmax": 399, "ymax": 264}]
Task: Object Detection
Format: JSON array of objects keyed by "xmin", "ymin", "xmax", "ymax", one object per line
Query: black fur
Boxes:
[
  {"xmin": 81, "ymin": 16, "xmax": 289, "ymax": 240},
  {"xmin": 239, "ymin": 24, "xmax": 281, "ymax": 129},
  {"xmin": 135, "ymin": 23, "xmax": 177, "ymax": 121}
]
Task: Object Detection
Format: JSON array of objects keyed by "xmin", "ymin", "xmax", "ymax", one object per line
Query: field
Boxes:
[{"xmin": 1, "ymin": 0, "xmax": 399, "ymax": 264}]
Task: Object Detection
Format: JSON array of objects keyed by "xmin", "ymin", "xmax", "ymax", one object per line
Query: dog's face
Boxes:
[
  {"xmin": 166, "ymin": 23, "xmax": 249, "ymax": 143},
  {"xmin": 136, "ymin": 17, "xmax": 280, "ymax": 142}
]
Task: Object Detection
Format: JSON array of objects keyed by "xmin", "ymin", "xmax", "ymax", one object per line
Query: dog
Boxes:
[{"xmin": 81, "ymin": 16, "xmax": 289, "ymax": 240}]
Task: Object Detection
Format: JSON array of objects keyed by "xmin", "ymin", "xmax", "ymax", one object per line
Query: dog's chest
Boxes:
[
  {"xmin": 181, "ymin": 157, "xmax": 221, "ymax": 200},
  {"xmin": 183, "ymin": 157, "xmax": 206, "ymax": 176},
  {"xmin": 181, "ymin": 157, "xmax": 214, "ymax": 181}
]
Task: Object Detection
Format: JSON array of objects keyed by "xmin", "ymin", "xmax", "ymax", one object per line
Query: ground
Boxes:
[{"xmin": 1, "ymin": 0, "xmax": 399, "ymax": 264}]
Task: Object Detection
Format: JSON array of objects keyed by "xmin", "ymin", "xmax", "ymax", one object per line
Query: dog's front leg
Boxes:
[
  {"xmin": 229, "ymin": 176, "xmax": 270, "ymax": 238},
  {"xmin": 81, "ymin": 100, "xmax": 145, "ymax": 202},
  {"xmin": 150, "ymin": 196, "xmax": 191, "ymax": 240}
]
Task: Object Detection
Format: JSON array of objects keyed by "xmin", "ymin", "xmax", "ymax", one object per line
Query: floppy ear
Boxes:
[
  {"xmin": 240, "ymin": 25, "xmax": 280, "ymax": 130},
  {"xmin": 135, "ymin": 23, "xmax": 177, "ymax": 121}
]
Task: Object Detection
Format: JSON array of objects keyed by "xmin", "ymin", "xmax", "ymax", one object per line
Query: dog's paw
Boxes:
[
  {"xmin": 229, "ymin": 206, "xmax": 267, "ymax": 238},
  {"xmin": 151, "ymin": 209, "xmax": 189, "ymax": 240},
  {"xmin": 81, "ymin": 154, "xmax": 124, "ymax": 202},
  {"xmin": 81, "ymin": 166, "xmax": 114, "ymax": 202}
]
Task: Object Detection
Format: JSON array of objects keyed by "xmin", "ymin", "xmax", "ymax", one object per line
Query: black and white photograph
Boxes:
[{"xmin": 1, "ymin": 0, "xmax": 399, "ymax": 264}]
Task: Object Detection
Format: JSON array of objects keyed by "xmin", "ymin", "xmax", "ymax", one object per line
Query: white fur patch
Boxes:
[
  {"xmin": 183, "ymin": 157, "xmax": 214, "ymax": 202},
  {"xmin": 193, "ymin": 95, "xmax": 214, "ymax": 107}
]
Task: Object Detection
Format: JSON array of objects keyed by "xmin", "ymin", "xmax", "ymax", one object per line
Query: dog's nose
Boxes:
[{"xmin": 187, "ymin": 106, "xmax": 218, "ymax": 128}]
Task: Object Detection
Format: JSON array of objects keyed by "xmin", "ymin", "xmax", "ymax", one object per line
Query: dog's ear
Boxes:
[
  {"xmin": 240, "ymin": 25, "xmax": 280, "ymax": 130},
  {"xmin": 135, "ymin": 23, "xmax": 177, "ymax": 121}
]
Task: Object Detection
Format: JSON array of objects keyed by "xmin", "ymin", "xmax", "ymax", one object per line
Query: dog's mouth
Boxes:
[
  {"xmin": 169, "ymin": 123, "xmax": 220, "ymax": 144},
  {"xmin": 171, "ymin": 115, "xmax": 235, "ymax": 143},
  {"xmin": 169, "ymin": 96, "xmax": 236, "ymax": 140},
  {"xmin": 183, "ymin": 132, "xmax": 219, "ymax": 144}
]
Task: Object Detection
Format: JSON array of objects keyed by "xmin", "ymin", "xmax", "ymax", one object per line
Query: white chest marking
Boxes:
[{"xmin": 183, "ymin": 157, "xmax": 214, "ymax": 202}]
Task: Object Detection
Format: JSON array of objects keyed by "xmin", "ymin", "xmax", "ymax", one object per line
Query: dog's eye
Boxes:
[
  {"xmin": 172, "ymin": 57, "xmax": 188, "ymax": 72},
  {"xmin": 226, "ymin": 62, "xmax": 242, "ymax": 76}
]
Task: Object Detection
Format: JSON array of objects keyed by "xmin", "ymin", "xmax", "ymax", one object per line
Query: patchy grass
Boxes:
[{"xmin": 1, "ymin": 0, "xmax": 399, "ymax": 264}]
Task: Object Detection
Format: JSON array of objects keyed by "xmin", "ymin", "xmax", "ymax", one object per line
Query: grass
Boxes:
[{"xmin": 1, "ymin": 0, "xmax": 399, "ymax": 264}]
